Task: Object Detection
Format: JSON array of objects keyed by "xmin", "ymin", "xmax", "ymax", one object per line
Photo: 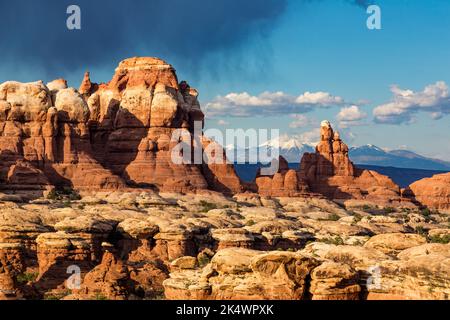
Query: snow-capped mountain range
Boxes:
[
  {"xmin": 225, "ymin": 139, "xmax": 450, "ymax": 170},
  {"xmin": 225, "ymin": 136, "xmax": 315, "ymax": 163},
  {"xmin": 349, "ymin": 145, "xmax": 450, "ymax": 171}
]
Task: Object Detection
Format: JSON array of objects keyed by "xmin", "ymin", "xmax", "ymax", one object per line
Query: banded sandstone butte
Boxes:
[{"xmin": 0, "ymin": 57, "xmax": 242, "ymax": 197}]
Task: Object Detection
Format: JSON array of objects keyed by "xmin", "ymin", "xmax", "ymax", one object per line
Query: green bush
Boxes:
[
  {"xmin": 16, "ymin": 272, "xmax": 39, "ymax": 284},
  {"xmin": 325, "ymin": 213, "xmax": 340, "ymax": 221},
  {"xmin": 62, "ymin": 200, "xmax": 72, "ymax": 208},
  {"xmin": 43, "ymin": 290, "xmax": 72, "ymax": 300},
  {"xmin": 246, "ymin": 219, "xmax": 256, "ymax": 226},
  {"xmin": 420, "ymin": 208, "xmax": 432, "ymax": 217},
  {"xmin": 198, "ymin": 200, "xmax": 218, "ymax": 213},
  {"xmin": 319, "ymin": 236, "xmax": 344, "ymax": 246},
  {"xmin": 384, "ymin": 207, "xmax": 395, "ymax": 214},
  {"xmin": 47, "ymin": 187, "xmax": 81, "ymax": 201},
  {"xmin": 352, "ymin": 212, "xmax": 363, "ymax": 223},
  {"xmin": 94, "ymin": 293, "xmax": 108, "ymax": 300},
  {"xmin": 197, "ymin": 255, "xmax": 211, "ymax": 267},
  {"xmin": 429, "ymin": 234, "xmax": 450, "ymax": 244},
  {"xmin": 415, "ymin": 226, "xmax": 427, "ymax": 236}
]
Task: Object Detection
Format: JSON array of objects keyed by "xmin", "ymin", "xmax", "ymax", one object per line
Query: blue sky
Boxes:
[
  {"xmin": 202, "ymin": 0, "xmax": 450, "ymax": 161},
  {"xmin": 0, "ymin": 0, "xmax": 449, "ymax": 160}
]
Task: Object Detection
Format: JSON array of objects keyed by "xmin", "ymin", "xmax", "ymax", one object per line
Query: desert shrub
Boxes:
[
  {"xmin": 415, "ymin": 226, "xmax": 427, "ymax": 236},
  {"xmin": 429, "ymin": 234, "xmax": 450, "ymax": 244},
  {"xmin": 197, "ymin": 255, "xmax": 211, "ymax": 267},
  {"xmin": 16, "ymin": 272, "xmax": 39, "ymax": 284},
  {"xmin": 420, "ymin": 208, "xmax": 432, "ymax": 217},
  {"xmin": 198, "ymin": 200, "xmax": 218, "ymax": 213},
  {"xmin": 94, "ymin": 292, "xmax": 108, "ymax": 300},
  {"xmin": 352, "ymin": 212, "xmax": 363, "ymax": 223},
  {"xmin": 43, "ymin": 290, "xmax": 71, "ymax": 300},
  {"xmin": 47, "ymin": 187, "xmax": 81, "ymax": 201},
  {"xmin": 327, "ymin": 213, "xmax": 341, "ymax": 221},
  {"xmin": 62, "ymin": 200, "xmax": 72, "ymax": 208},
  {"xmin": 419, "ymin": 208, "xmax": 439, "ymax": 222},
  {"xmin": 319, "ymin": 236, "xmax": 344, "ymax": 246},
  {"xmin": 384, "ymin": 207, "xmax": 395, "ymax": 214}
]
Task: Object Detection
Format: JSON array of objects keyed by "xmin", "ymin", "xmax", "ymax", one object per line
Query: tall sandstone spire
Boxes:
[
  {"xmin": 299, "ymin": 121, "xmax": 401, "ymax": 202},
  {"xmin": 255, "ymin": 121, "xmax": 402, "ymax": 204}
]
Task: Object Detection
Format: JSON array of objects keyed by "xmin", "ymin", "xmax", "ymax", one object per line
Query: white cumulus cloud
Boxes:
[
  {"xmin": 336, "ymin": 105, "xmax": 367, "ymax": 128},
  {"xmin": 205, "ymin": 90, "xmax": 347, "ymax": 118},
  {"xmin": 373, "ymin": 81, "xmax": 450, "ymax": 124},
  {"xmin": 295, "ymin": 91, "xmax": 344, "ymax": 106}
]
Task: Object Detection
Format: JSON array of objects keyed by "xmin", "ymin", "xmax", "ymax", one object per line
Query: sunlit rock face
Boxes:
[
  {"xmin": 404, "ymin": 172, "xmax": 450, "ymax": 212},
  {"xmin": 299, "ymin": 121, "xmax": 401, "ymax": 204},
  {"xmin": 253, "ymin": 121, "xmax": 401, "ymax": 204},
  {"xmin": 0, "ymin": 57, "xmax": 242, "ymax": 196}
]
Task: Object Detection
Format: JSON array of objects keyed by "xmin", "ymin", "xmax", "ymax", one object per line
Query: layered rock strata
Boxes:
[{"xmin": 0, "ymin": 57, "xmax": 242, "ymax": 197}]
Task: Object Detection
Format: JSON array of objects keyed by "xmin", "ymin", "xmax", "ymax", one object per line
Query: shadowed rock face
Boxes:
[{"xmin": 0, "ymin": 57, "xmax": 242, "ymax": 196}]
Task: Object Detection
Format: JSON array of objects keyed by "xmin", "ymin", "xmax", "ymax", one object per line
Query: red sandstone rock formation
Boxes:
[
  {"xmin": 299, "ymin": 121, "xmax": 401, "ymax": 202},
  {"xmin": 0, "ymin": 57, "xmax": 242, "ymax": 196},
  {"xmin": 403, "ymin": 172, "xmax": 450, "ymax": 211},
  {"xmin": 255, "ymin": 156, "xmax": 309, "ymax": 197},
  {"xmin": 254, "ymin": 121, "xmax": 401, "ymax": 202}
]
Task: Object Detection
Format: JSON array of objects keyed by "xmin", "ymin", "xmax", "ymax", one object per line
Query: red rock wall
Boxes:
[{"xmin": 0, "ymin": 57, "xmax": 242, "ymax": 196}]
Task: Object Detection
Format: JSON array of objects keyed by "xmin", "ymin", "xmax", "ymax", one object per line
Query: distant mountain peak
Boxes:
[
  {"xmin": 351, "ymin": 144, "xmax": 385, "ymax": 152},
  {"xmin": 259, "ymin": 135, "xmax": 314, "ymax": 150},
  {"xmin": 349, "ymin": 145, "xmax": 450, "ymax": 171}
]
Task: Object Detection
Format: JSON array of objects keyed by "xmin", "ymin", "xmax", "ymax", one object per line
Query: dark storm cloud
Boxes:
[
  {"xmin": 0, "ymin": 0, "xmax": 373, "ymax": 83},
  {"xmin": 351, "ymin": 0, "xmax": 371, "ymax": 7},
  {"xmin": 0, "ymin": 0, "xmax": 288, "ymax": 79}
]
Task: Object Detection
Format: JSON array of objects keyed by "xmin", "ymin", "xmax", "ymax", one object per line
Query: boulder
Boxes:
[
  {"xmin": 363, "ymin": 233, "xmax": 427, "ymax": 255},
  {"xmin": 310, "ymin": 262, "xmax": 361, "ymax": 300}
]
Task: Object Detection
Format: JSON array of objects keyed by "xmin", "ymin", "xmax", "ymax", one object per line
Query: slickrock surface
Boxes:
[{"xmin": 0, "ymin": 188, "xmax": 445, "ymax": 300}]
